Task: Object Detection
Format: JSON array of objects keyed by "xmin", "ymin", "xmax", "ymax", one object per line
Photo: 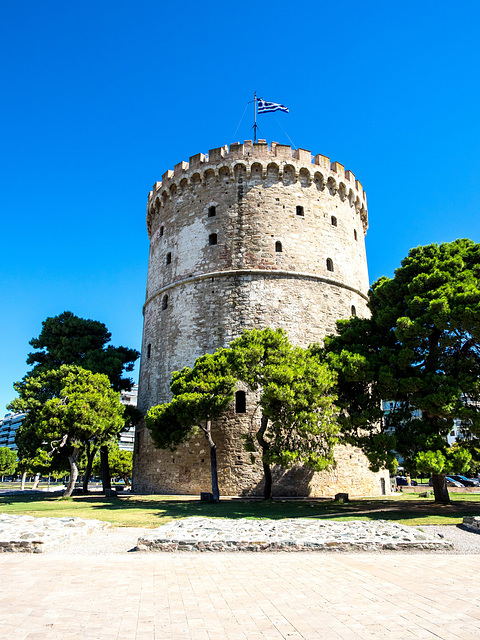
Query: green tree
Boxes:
[
  {"xmin": 229, "ymin": 328, "xmax": 339, "ymax": 499},
  {"xmin": 323, "ymin": 239, "xmax": 480, "ymax": 503},
  {"xmin": 146, "ymin": 351, "xmax": 236, "ymax": 501},
  {"xmin": 0, "ymin": 447, "xmax": 17, "ymax": 478},
  {"xmin": 24, "ymin": 311, "xmax": 140, "ymax": 391},
  {"xmin": 11, "ymin": 366, "xmax": 124, "ymax": 497},
  {"xmin": 93, "ymin": 443, "xmax": 133, "ymax": 487},
  {"xmin": 10, "ymin": 312, "xmax": 140, "ymax": 491}
]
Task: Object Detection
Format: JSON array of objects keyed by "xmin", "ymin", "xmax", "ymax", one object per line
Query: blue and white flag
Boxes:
[{"xmin": 257, "ymin": 99, "xmax": 289, "ymax": 114}]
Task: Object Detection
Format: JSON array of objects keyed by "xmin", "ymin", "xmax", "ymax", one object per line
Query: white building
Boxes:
[
  {"xmin": 118, "ymin": 385, "xmax": 138, "ymax": 451},
  {"xmin": 0, "ymin": 412, "xmax": 25, "ymax": 450}
]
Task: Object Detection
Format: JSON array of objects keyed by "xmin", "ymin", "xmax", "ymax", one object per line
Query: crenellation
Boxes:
[
  {"xmin": 252, "ymin": 141, "xmax": 269, "ymax": 157},
  {"xmin": 147, "ymin": 142, "xmax": 366, "ymax": 209},
  {"xmin": 243, "ymin": 140, "xmax": 253, "ymax": 153},
  {"xmin": 314, "ymin": 153, "xmax": 330, "ymax": 169},
  {"xmin": 189, "ymin": 152, "xmax": 206, "ymax": 168},
  {"xmin": 208, "ymin": 145, "xmax": 227, "ymax": 162},
  {"xmin": 162, "ymin": 169, "xmax": 173, "ymax": 184},
  {"xmin": 229, "ymin": 142, "xmax": 244, "ymax": 157},
  {"xmin": 174, "ymin": 161, "xmax": 188, "ymax": 176},
  {"xmin": 330, "ymin": 161, "xmax": 344, "ymax": 178},
  {"xmin": 293, "ymin": 148, "xmax": 311, "ymax": 163},
  {"xmin": 274, "ymin": 144, "xmax": 292, "ymax": 159}
]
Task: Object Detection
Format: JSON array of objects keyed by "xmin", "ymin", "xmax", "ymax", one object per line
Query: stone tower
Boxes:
[{"xmin": 133, "ymin": 140, "xmax": 389, "ymax": 496}]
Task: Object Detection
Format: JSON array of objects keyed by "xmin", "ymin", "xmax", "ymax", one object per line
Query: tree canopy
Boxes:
[
  {"xmin": 229, "ymin": 328, "xmax": 339, "ymax": 499},
  {"xmin": 10, "ymin": 311, "xmax": 140, "ymax": 492},
  {"xmin": 11, "ymin": 365, "xmax": 124, "ymax": 496},
  {"xmin": 323, "ymin": 239, "xmax": 480, "ymax": 503},
  {"xmin": 24, "ymin": 311, "xmax": 140, "ymax": 391},
  {"xmin": 0, "ymin": 447, "xmax": 17, "ymax": 477},
  {"xmin": 146, "ymin": 329, "xmax": 339, "ymax": 501},
  {"xmin": 146, "ymin": 351, "xmax": 236, "ymax": 501}
]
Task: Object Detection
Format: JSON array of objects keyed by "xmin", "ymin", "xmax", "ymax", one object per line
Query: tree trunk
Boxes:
[
  {"xmin": 21, "ymin": 471, "xmax": 26, "ymax": 491},
  {"xmin": 64, "ymin": 448, "xmax": 81, "ymax": 497},
  {"xmin": 31, "ymin": 473, "xmax": 40, "ymax": 490},
  {"xmin": 100, "ymin": 445, "xmax": 111, "ymax": 493},
  {"xmin": 256, "ymin": 416, "xmax": 273, "ymax": 500},
  {"xmin": 432, "ymin": 472, "xmax": 450, "ymax": 504},
  {"xmin": 203, "ymin": 420, "xmax": 220, "ymax": 502},
  {"xmin": 82, "ymin": 446, "xmax": 96, "ymax": 494}
]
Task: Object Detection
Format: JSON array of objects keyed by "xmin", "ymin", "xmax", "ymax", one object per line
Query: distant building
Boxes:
[
  {"xmin": 118, "ymin": 385, "xmax": 138, "ymax": 451},
  {"xmin": 382, "ymin": 400, "xmax": 476, "ymax": 454},
  {"xmin": 0, "ymin": 412, "xmax": 25, "ymax": 450}
]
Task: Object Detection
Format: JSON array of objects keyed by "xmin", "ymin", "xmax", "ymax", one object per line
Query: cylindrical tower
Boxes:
[{"xmin": 134, "ymin": 140, "xmax": 389, "ymax": 496}]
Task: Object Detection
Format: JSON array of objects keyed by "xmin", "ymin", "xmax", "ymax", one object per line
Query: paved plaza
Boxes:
[{"xmin": 1, "ymin": 550, "xmax": 480, "ymax": 639}]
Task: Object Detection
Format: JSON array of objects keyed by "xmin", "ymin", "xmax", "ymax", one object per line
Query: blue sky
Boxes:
[{"xmin": 2, "ymin": 0, "xmax": 480, "ymax": 412}]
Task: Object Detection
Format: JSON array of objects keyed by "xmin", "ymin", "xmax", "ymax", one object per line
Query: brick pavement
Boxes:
[{"xmin": 0, "ymin": 553, "xmax": 479, "ymax": 639}]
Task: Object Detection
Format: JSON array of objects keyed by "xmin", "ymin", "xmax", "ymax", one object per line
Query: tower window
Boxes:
[
  {"xmin": 166, "ymin": 252, "xmax": 172, "ymax": 265},
  {"xmin": 147, "ymin": 343, "xmax": 151, "ymax": 358},
  {"xmin": 326, "ymin": 258, "xmax": 334, "ymax": 272},
  {"xmin": 208, "ymin": 206, "xmax": 216, "ymax": 217},
  {"xmin": 275, "ymin": 241, "xmax": 283, "ymax": 253},
  {"xmin": 160, "ymin": 226, "xmax": 164, "ymax": 237},
  {"xmin": 331, "ymin": 216, "xmax": 337, "ymax": 227},
  {"xmin": 354, "ymin": 229, "xmax": 358, "ymax": 241},
  {"xmin": 351, "ymin": 305, "xmax": 357, "ymax": 316},
  {"xmin": 235, "ymin": 390, "xmax": 246, "ymax": 414},
  {"xmin": 296, "ymin": 205, "xmax": 304, "ymax": 216},
  {"xmin": 209, "ymin": 233, "xmax": 217, "ymax": 245},
  {"xmin": 162, "ymin": 294, "xmax": 168, "ymax": 310}
]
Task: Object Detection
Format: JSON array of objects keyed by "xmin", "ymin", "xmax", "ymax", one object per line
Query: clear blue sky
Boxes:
[{"xmin": 2, "ymin": 0, "xmax": 480, "ymax": 413}]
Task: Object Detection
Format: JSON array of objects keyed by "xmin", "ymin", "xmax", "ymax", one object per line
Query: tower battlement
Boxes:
[{"xmin": 147, "ymin": 140, "xmax": 367, "ymax": 237}]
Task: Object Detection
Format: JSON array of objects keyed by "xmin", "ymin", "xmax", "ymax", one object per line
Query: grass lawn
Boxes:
[{"xmin": 1, "ymin": 491, "xmax": 480, "ymax": 528}]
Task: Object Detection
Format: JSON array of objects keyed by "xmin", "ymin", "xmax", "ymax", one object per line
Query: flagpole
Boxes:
[{"xmin": 253, "ymin": 91, "xmax": 258, "ymax": 143}]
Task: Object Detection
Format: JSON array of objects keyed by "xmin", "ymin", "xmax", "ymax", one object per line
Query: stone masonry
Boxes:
[
  {"xmin": 136, "ymin": 517, "xmax": 453, "ymax": 552},
  {"xmin": 133, "ymin": 140, "xmax": 390, "ymax": 497}
]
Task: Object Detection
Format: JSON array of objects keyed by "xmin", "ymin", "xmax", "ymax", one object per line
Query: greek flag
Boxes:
[{"xmin": 257, "ymin": 99, "xmax": 289, "ymax": 114}]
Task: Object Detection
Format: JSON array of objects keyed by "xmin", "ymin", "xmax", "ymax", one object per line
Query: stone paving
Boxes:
[
  {"xmin": 1, "ymin": 514, "xmax": 480, "ymax": 638},
  {"xmin": 137, "ymin": 516, "xmax": 453, "ymax": 552},
  {"xmin": 1, "ymin": 552, "xmax": 480, "ymax": 639},
  {"xmin": 0, "ymin": 513, "xmax": 110, "ymax": 552}
]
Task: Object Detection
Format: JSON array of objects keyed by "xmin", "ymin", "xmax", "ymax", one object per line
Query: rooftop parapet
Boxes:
[{"xmin": 149, "ymin": 140, "xmax": 367, "ymax": 206}]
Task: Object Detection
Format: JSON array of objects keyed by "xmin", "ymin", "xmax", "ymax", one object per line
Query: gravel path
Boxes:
[{"xmin": 42, "ymin": 521, "xmax": 480, "ymax": 555}]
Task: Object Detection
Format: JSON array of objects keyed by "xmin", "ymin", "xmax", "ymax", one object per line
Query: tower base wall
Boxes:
[{"xmin": 133, "ymin": 416, "xmax": 390, "ymax": 498}]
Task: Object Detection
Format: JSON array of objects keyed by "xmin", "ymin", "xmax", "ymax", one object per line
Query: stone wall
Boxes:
[{"xmin": 133, "ymin": 140, "xmax": 390, "ymax": 497}]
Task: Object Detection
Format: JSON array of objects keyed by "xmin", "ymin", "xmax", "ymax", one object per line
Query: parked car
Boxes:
[
  {"xmin": 395, "ymin": 476, "xmax": 418, "ymax": 486},
  {"xmin": 449, "ymin": 475, "xmax": 480, "ymax": 487},
  {"xmin": 428, "ymin": 476, "xmax": 465, "ymax": 487}
]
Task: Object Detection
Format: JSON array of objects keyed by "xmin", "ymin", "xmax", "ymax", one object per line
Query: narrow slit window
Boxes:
[
  {"xmin": 209, "ymin": 233, "xmax": 217, "ymax": 245},
  {"xmin": 134, "ymin": 432, "xmax": 141, "ymax": 455},
  {"xmin": 331, "ymin": 216, "xmax": 337, "ymax": 227},
  {"xmin": 354, "ymin": 229, "xmax": 358, "ymax": 241},
  {"xmin": 326, "ymin": 258, "xmax": 334, "ymax": 272},
  {"xmin": 147, "ymin": 343, "xmax": 151, "ymax": 359},
  {"xmin": 351, "ymin": 305, "xmax": 357, "ymax": 316},
  {"xmin": 208, "ymin": 206, "xmax": 216, "ymax": 217},
  {"xmin": 275, "ymin": 241, "xmax": 283, "ymax": 253},
  {"xmin": 166, "ymin": 252, "xmax": 172, "ymax": 265},
  {"xmin": 296, "ymin": 205, "xmax": 304, "ymax": 216},
  {"xmin": 235, "ymin": 390, "xmax": 246, "ymax": 414},
  {"xmin": 160, "ymin": 226, "xmax": 164, "ymax": 237},
  {"xmin": 162, "ymin": 294, "xmax": 168, "ymax": 310}
]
